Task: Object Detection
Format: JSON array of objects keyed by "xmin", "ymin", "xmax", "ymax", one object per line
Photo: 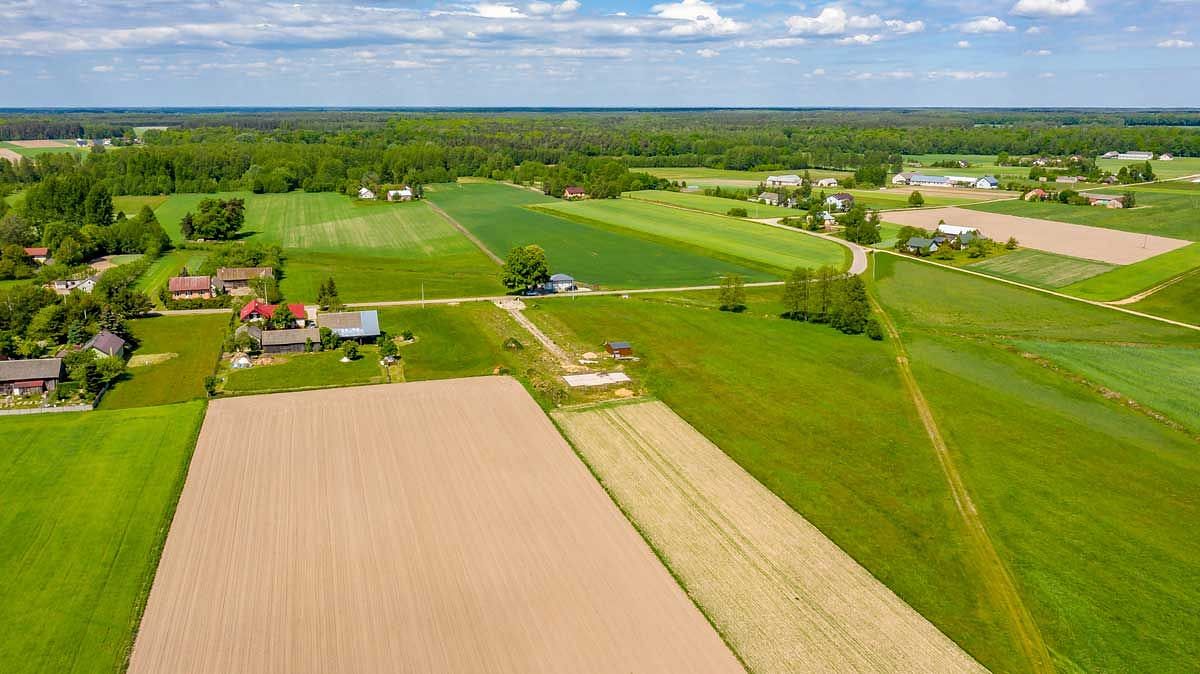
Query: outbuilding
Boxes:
[
  {"xmin": 261, "ymin": 327, "xmax": 321, "ymax": 354},
  {"xmin": 766, "ymin": 174, "xmax": 801, "ymax": 187},
  {"xmin": 563, "ymin": 186, "xmax": 586, "ymax": 200},
  {"xmin": 757, "ymin": 192, "xmax": 781, "ymax": 206},
  {"xmin": 604, "ymin": 341, "xmax": 634, "ymax": 358},
  {"xmin": 545, "ymin": 273, "xmax": 576, "ymax": 293},
  {"xmin": 0, "ymin": 358, "xmax": 65, "ymax": 395},
  {"xmin": 168, "ymin": 275, "xmax": 218, "ymax": 300},
  {"xmin": 358, "ymin": 187, "xmax": 376, "ymax": 200},
  {"xmin": 82, "ymin": 330, "xmax": 127, "ymax": 359},
  {"xmin": 816, "ymin": 177, "xmax": 839, "ymax": 187},
  {"xmin": 905, "ymin": 237, "xmax": 939, "ymax": 256},
  {"xmin": 317, "ymin": 310, "xmax": 381, "ymax": 341},
  {"xmin": 217, "ymin": 267, "xmax": 273, "ymax": 294},
  {"xmin": 23, "ymin": 247, "xmax": 50, "ymax": 264}
]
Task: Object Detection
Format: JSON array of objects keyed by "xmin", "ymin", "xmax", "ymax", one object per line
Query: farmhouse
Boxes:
[
  {"xmin": 82, "ymin": 330, "xmax": 127, "ymax": 358},
  {"xmin": 1117, "ymin": 151, "xmax": 1154, "ymax": 161},
  {"xmin": 975, "ymin": 176, "xmax": 1000, "ymax": 189},
  {"xmin": 0, "ymin": 358, "xmax": 64, "ymax": 395},
  {"xmin": 23, "ymin": 247, "xmax": 49, "ymax": 264},
  {"xmin": 216, "ymin": 267, "xmax": 273, "ymax": 294},
  {"xmin": 935, "ymin": 224, "xmax": 981, "ymax": 248},
  {"xmin": 50, "ymin": 275, "xmax": 98, "ymax": 295},
  {"xmin": 168, "ymin": 275, "xmax": 218, "ymax": 300},
  {"xmin": 825, "ymin": 193, "xmax": 855, "ymax": 211},
  {"xmin": 1025, "ymin": 188, "xmax": 1048, "ymax": 201},
  {"xmin": 357, "ymin": 187, "xmax": 376, "ymax": 200},
  {"xmin": 904, "ymin": 237, "xmax": 939, "ymax": 256},
  {"xmin": 757, "ymin": 192, "xmax": 781, "ymax": 206},
  {"xmin": 545, "ymin": 273, "xmax": 577, "ymax": 293},
  {"xmin": 766, "ymin": 174, "xmax": 801, "ymax": 187},
  {"xmin": 563, "ymin": 186, "xmax": 586, "ymax": 200},
  {"xmin": 260, "ymin": 327, "xmax": 321, "ymax": 355},
  {"xmin": 605, "ymin": 340, "xmax": 634, "ymax": 358},
  {"xmin": 317, "ymin": 310, "xmax": 381, "ymax": 341},
  {"xmin": 891, "ymin": 173, "xmax": 915, "ymax": 185},
  {"xmin": 1159, "ymin": 153, "xmax": 1174, "ymax": 161},
  {"xmin": 240, "ymin": 299, "xmax": 308, "ymax": 326},
  {"xmin": 1056, "ymin": 176, "xmax": 1079, "ymax": 184},
  {"xmin": 816, "ymin": 177, "xmax": 839, "ymax": 187},
  {"xmin": 387, "ymin": 187, "xmax": 414, "ymax": 202},
  {"xmin": 1081, "ymin": 193, "xmax": 1125, "ymax": 208}
]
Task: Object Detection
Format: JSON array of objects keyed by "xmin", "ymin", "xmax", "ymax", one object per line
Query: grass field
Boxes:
[
  {"xmin": 222, "ymin": 347, "xmax": 386, "ymax": 394},
  {"xmin": 641, "ymin": 166, "xmax": 853, "ymax": 185},
  {"xmin": 0, "ymin": 140, "xmax": 89, "ymax": 158},
  {"xmin": 843, "ymin": 188, "xmax": 989, "ymax": 210},
  {"xmin": 1095, "ymin": 156, "xmax": 1200, "ymax": 180},
  {"xmin": 534, "ymin": 197, "xmax": 848, "ymax": 273},
  {"xmin": 135, "ymin": 250, "xmax": 209, "ymax": 306},
  {"xmin": 100, "ymin": 314, "xmax": 227, "ymax": 409},
  {"xmin": 153, "ymin": 191, "xmax": 503, "ymax": 302},
  {"xmin": 965, "ymin": 181, "xmax": 1200, "ymax": 240},
  {"xmin": 624, "ymin": 189, "xmax": 797, "ymax": 218},
  {"xmin": 112, "ymin": 195, "xmax": 168, "ymax": 216},
  {"xmin": 1060, "ymin": 242, "xmax": 1200, "ymax": 300},
  {"xmin": 425, "ymin": 182, "xmax": 773, "ymax": 287},
  {"xmin": 0, "ymin": 401, "xmax": 206, "ymax": 674},
  {"xmin": 906, "ymin": 153, "xmax": 1200, "ymax": 181},
  {"xmin": 1126, "ymin": 271, "xmax": 1200, "ymax": 325},
  {"xmin": 873, "ymin": 255, "xmax": 1200, "ymax": 672},
  {"xmin": 966, "ymin": 249, "xmax": 1117, "ymax": 288}
]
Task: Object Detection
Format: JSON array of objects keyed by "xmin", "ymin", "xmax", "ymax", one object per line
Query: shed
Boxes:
[
  {"xmin": 82, "ymin": 330, "xmax": 127, "ymax": 358},
  {"xmin": 545, "ymin": 273, "xmax": 576, "ymax": 293},
  {"xmin": 604, "ymin": 341, "xmax": 634, "ymax": 358},
  {"xmin": 168, "ymin": 275, "xmax": 217, "ymax": 299},
  {"xmin": 0, "ymin": 358, "xmax": 65, "ymax": 394},
  {"xmin": 317, "ymin": 310, "xmax": 381, "ymax": 341},
  {"xmin": 217, "ymin": 267, "xmax": 273, "ymax": 293},
  {"xmin": 260, "ymin": 327, "xmax": 321, "ymax": 354}
]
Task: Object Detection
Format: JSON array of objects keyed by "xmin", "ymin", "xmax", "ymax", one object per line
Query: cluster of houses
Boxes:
[
  {"xmin": 904, "ymin": 224, "xmax": 982, "ymax": 256},
  {"xmin": 766, "ymin": 175, "xmax": 839, "ymax": 188},
  {"xmin": 892, "ymin": 173, "xmax": 999, "ymax": 189},
  {"xmin": 1024, "ymin": 188, "xmax": 1127, "ymax": 208},
  {"xmin": 357, "ymin": 186, "xmax": 415, "ymax": 201},
  {"xmin": 0, "ymin": 329, "xmax": 127, "ymax": 400},
  {"xmin": 234, "ymin": 302, "xmax": 382, "ymax": 355},
  {"xmin": 755, "ymin": 191, "xmax": 854, "ymax": 212},
  {"xmin": 1102, "ymin": 151, "xmax": 1171, "ymax": 161},
  {"xmin": 167, "ymin": 266, "xmax": 274, "ymax": 300}
]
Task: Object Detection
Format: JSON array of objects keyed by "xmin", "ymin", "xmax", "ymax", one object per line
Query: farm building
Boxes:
[
  {"xmin": 1101, "ymin": 151, "xmax": 1119, "ymax": 159},
  {"xmin": 892, "ymin": 173, "xmax": 916, "ymax": 185},
  {"xmin": 168, "ymin": 275, "xmax": 219, "ymax": 300},
  {"xmin": 0, "ymin": 358, "xmax": 65, "ymax": 395},
  {"xmin": 1081, "ymin": 193, "xmax": 1125, "ymax": 208},
  {"xmin": 605, "ymin": 341, "xmax": 634, "ymax": 358},
  {"xmin": 82, "ymin": 330, "xmax": 127, "ymax": 358},
  {"xmin": 1117, "ymin": 151, "xmax": 1154, "ymax": 161},
  {"xmin": 50, "ymin": 275, "xmax": 98, "ymax": 295},
  {"xmin": 904, "ymin": 174, "xmax": 952, "ymax": 188},
  {"xmin": 317, "ymin": 310, "xmax": 381, "ymax": 341},
  {"xmin": 545, "ymin": 273, "xmax": 577, "ymax": 293},
  {"xmin": 387, "ymin": 187, "xmax": 414, "ymax": 202},
  {"xmin": 240, "ymin": 299, "xmax": 308, "ymax": 326},
  {"xmin": 217, "ymin": 267, "xmax": 273, "ymax": 294},
  {"xmin": 766, "ymin": 174, "xmax": 801, "ymax": 186},
  {"xmin": 975, "ymin": 176, "xmax": 999, "ymax": 189},
  {"xmin": 816, "ymin": 177, "xmax": 838, "ymax": 188},
  {"xmin": 260, "ymin": 327, "xmax": 321, "ymax": 355},
  {"xmin": 563, "ymin": 186, "xmax": 586, "ymax": 200},
  {"xmin": 935, "ymin": 225, "xmax": 980, "ymax": 249},
  {"xmin": 905, "ymin": 237, "xmax": 939, "ymax": 256},
  {"xmin": 946, "ymin": 176, "xmax": 978, "ymax": 187},
  {"xmin": 816, "ymin": 211, "xmax": 838, "ymax": 228},
  {"xmin": 1055, "ymin": 176, "xmax": 1079, "ymax": 184},
  {"xmin": 23, "ymin": 247, "xmax": 49, "ymax": 264},
  {"xmin": 757, "ymin": 192, "xmax": 781, "ymax": 206},
  {"xmin": 358, "ymin": 187, "xmax": 376, "ymax": 200},
  {"xmin": 1025, "ymin": 188, "xmax": 1049, "ymax": 201},
  {"xmin": 825, "ymin": 193, "xmax": 855, "ymax": 211},
  {"xmin": 1159, "ymin": 153, "xmax": 1174, "ymax": 161},
  {"xmin": 234, "ymin": 324, "xmax": 263, "ymax": 347}
]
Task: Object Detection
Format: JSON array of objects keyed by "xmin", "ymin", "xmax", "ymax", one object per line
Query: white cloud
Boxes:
[
  {"xmin": 811, "ymin": 67, "xmax": 826, "ymax": 76},
  {"xmin": 652, "ymin": 0, "xmax": 743, "ymax": 36},
  {"xmin": 786, "ymin": 7, "xmax": 921, "ymax": 39},
  {"xmin": 884, "ymin": 19, "xmax": 925, "ymax": 35},
  {"xmin": 0, "ymin": 68, "xmax": 9, "ymax": 76},
  {"xmin": 956, "ymin": 40, "xmax": 971, "ymax": 48},
  {"xmin": 696, "ymin": 47, "xmax": 719, "ymax": 57},
  {"xmin": 91, "ymin": 64, "xmax": 114, "ymax": 72},
  {"xmin": 1123, "ymin": 25, "xmax": 1140, "ymax": 32},
  {"xmin": 473, "ymin": 3, "xmax": 525, "ymax": 18},
  {"xmin": 527, "ymin": 0, "xmax": 580, "ymax": 15},
  {"xmin": 1038, "ymin": 72, "xmax": 1055, "ymax": 78},
  {"xmin": 958, "ymin": 16, "xmax": 1014, "ymax": 33},
  {"xmin": 1157, "ymin": 38, "xmax": 1194, "ymax": 48},
  {"xmin": 852, "ymin": 70, "xmax": 913, "ymax": 80},
  {"xmin": 836, "ymin": 33, "xmax": 881, "ymax": 45},
  {"xmin": 1024, "ymin": 48, "xmax": 1053, "ymax": 55},
  {"xmin": 737, "ymin": 36, "xmax": 808, "ymax": 48},
  {"xmin": 514, "ymin": 46, "xmax": 631, "ymax": 57},
  {"xmin": 1011, "ymin": 0, "xmax": 1089, "ymax": 17},
  {"xmin": 390, "ymin": 59, "xmax": 430, "ymax": 69},
  {"xmin": 928, "ymin": 70, "xmax": 1007, "ymax": 80},
  {"xmin": 1026, "ymin": 25, "xmax": 1044, "ymax": 34}
]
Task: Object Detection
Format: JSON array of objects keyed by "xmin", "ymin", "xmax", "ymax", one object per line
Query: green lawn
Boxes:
[
  {"xmin": 100, "ymin": 314, "xmax": 228, "ymax": 409},
  {"xmin": 965, "ymin": 182, "xmax": 1200, "ymax": 240},
  {"xmin": 874, "ymin": 254, "xmax": 1200, "ymax": 672},
  {"xmin": 1127, "ymin": 271, "xmax": 1200, "ymax": 325},
  {"xmin": 425, "ymin": 181, "xmax": 773, "ymax": 288},
  {"xmin": 1061, "ymin": 242, "xmax": 1200, "ymax": 301},
  {"xmin": 0, "ymin": 401, "xmax": 206, "ymax": 674},
  {"xmin": 842, "ymin": 188, "xmax": 987, "ymax": 210},
  {"xmin": 966, "ymin": 249, "xmax": 1117, "ymax": 288},
  {"xmin": 153, "ymin": 191, "xmax": 503, "ymax": 302},
  {"xmin": 222, "ymin": 347, "xmax": 386, "ymax": 394},
  {"xmin": 534, "ymin": 197, "xmax": 848, "ymax": 273}
]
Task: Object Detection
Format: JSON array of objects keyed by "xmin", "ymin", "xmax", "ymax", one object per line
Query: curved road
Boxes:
[{"xmin": 749, "ymin": 217, "xmax": 869, "ymax": 275}]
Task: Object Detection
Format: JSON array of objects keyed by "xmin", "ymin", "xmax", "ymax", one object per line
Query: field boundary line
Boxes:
[
  {"xmin": 1104, "ymin": 265, "xmax": 1200, "ymax": 305},
  {"xmin": 424, "ymin": 198, "xmax": 504, "ymax": 265},
  {"xmin": 869, "ymin": 295, "xmax": 1053, "ymax": 674}
]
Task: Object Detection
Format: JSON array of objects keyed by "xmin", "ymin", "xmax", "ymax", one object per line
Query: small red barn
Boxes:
[{"xmin": 604, "ymin": 341, "xmax": 634, "ymax": 358}]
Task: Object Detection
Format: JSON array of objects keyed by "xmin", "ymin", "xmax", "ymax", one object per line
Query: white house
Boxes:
[
  {"xmin": 825, "ymin": 193, "xmax": 855, "ymax": 211},
  {"xmin": 816, "ymin": 177, "xmax": 839, "ymax": 188},
  {"xmin": 766, "ymin": 174, "xmax": 801, "ymax": 187},
  {"xmin": 1159, "ymin": 153, "xmax": 1174, "ymax": 161},
  {"xmin": 387, "ymin": 187, "xmax": 414, "ymax": 202},
  {"xmin": 757, "ymin": 192, "xmax": 781, "ymax": 206},
  {"xmin": 358, "ymin": 187, "xmax": 376, "ymax": 200},
  {"xmin": 1117, "ymin": 151, "xmax": 1154, "ymax": 161},
  {"xmin": 892, "ymin": 173, "xmax": 916, "ymax": 185},
  {"xmin": 975, "ymin": 176, "xmax": 999, "ymax": 189}
]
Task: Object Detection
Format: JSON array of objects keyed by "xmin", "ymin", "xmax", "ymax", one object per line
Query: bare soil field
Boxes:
[
  {"xmin": 130, "ymin": 378, "xmax": 740, "ymax": 674},
  {"xmin": 554, "ymin": 400, "xmax": 986, "ymax": 674},
  {"xmin": 884, "ymin": 206, "xmax": 1189, "ymax": 264},
  {"xmin": 8, "ymin": 139, "xmax": 72, "ymax": 148},
  {"xmin": 0, "ymin": 148, "xmax": 21, "ymax": 163}
]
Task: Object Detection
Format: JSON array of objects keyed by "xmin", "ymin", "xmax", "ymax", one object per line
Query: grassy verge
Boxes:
[{"xmin": 101, "ymin": 314, "xmax": 228, "ymax": 409}]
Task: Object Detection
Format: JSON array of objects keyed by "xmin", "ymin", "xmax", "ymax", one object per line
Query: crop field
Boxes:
[
  {"xmin": 966, "ymin": 182, "xmax": 1200, "ymax": 240},
  {"xmin": 1127, "ymin": 271, "xmax": 1200, "ymax": 325},
  {"xmin": 966, "ymin": 249, "xmax": 1117, "ymax": 288},
  {"xmin": 1061, "ymin": 242, "xmax": 1200, "ymax": 301},
  {"xmin": 555, "ymin": 400, "xmax": 985, "ymax": 673},
  {"xmin": 153, "ymin": 191, "xmax": 503, "ymax": 302},
  {"xmin": 101, "ymin": 314, "xmax": 227, "ymax": 409},
  {"xmin": 641, "ymin": 165, "xmax": 852, "ymax": 186},
  {"xmin": 884, "ymin": 206, "xmax": 1190, "ymax": 264},
  {"xmin": 903, "ymin": 154, "xmax": 1028, "ymax": 180},
  {"xmin": 0, "ymin": 401, "xmax": 207, "ymax": 674},
  {"xmin": 535, "ymin": 197, "xmax": 848, "ymax": 272},
  {"xmin": 0, "ymin": 147, "xmax": 20, "ymax": 163},
  {"xmin": 873, "ymin": 255, "xmax": 1200, "ymax": 672},
  {"xmin": 112, "ymin": 194, "xmax": 168, "ymax": 215},
  {"xmin": 624, "ymin": 189, "xmax": 797, "ymax": 217},
  {"xmin": 1095, "ymin": 156, "xmax": 1200, "ymax": 180},
  {"xmin": 425, "ymin": 181, "xmax": 773, "ymax": 287},
  {"xmin": 0, "ymin": 140, "xmax": 88, "ymax": 158},
  {"xmin": 130, "ymin": 380, "xmax": 738, "ymax": 673},
  {"xmin": 843, "ymin": 188, "xmax": 991, "ymax": 210}
]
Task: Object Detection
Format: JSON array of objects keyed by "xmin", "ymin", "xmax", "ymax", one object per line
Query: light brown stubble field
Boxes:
[
  {"xmin": 130, "ymin": 378, "xmax": 741, "ymax": 674},
  {"xmin": 554, "ymin": 400, "xmax": 987, "ymax": 674},
  {"xmin": 7, "ymin": 139, "xmax": 72, "ymax": 148}
]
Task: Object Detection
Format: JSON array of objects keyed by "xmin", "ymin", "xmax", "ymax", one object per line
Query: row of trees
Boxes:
[{"xmin": 780, "ymin": 267, "xmax": 878, "ymax": 337}]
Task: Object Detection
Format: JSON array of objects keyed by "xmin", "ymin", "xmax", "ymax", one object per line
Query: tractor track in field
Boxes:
[
  {"xmin": 869, "ymin": 295, "xmax": 1055, "ymax": 674},
  {"xmin": 424, "ymin": 198, "xmax": 504, "ymax": 265}
]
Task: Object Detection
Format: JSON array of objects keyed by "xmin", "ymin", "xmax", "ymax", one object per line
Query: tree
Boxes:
[
  {"xmin": 319, "ymin": 326, "xmax": 340, "ymax": 351},
  {"xmin": 182, "ymin": 197, "xmax": 245, "ymax": 240},
  {"xmin": 829, "ymin": 276, "xmax": 870, "ymax": 334},
  {"xmin": 317, "ymin": 277, "xmax": 342, "ymax": 310},
  {"xmin": 865, "ymin": 317, "xmax": 884, "ymax": 341},
  {"xmin": 249, "ymin": 275, "xmax": 281, "ymax": 303},
  {"xmin": 727, "ymin": 207, "xmax": 748, "ymax": 217},
  {"xmin": 781, "ymin": 266, "xmax": 812, "ymax": 320},
  {"xmin": 341, "ymin": 341, "xmax": 359, "ymax": 360},
  {"xmin": 813, "ymin": 265, "xmax": 837, "ymax": 321},
  {"xmin": 1123, "ymin": 191, "xmax": 1136, "ymax": 208},
  {"xmin": 718, "ymin": 274, "xmax": 746, "ymax": 312},
  {"xmin": 1005, "ymin": 236, "xmax": 1019, "ymax": 250},
  {"xmin": 501, "ymin": 244, "xmax": 550, "ymax": 291},
  {"xmin": 83, "ymin": 183, "xmax": 114, "ymax": 226},
  {"xmin": 95, "ymin": 355, "xmax": 127, "ymax": 387},
  {"xmin": 179, "ymin": 212, "xmax": 194, "ymax": 239},
  {"xmin": 380, "ymin": 335, "xmax": 399, "ymax": 358},
  {"xmin": 907, "ymin": 191, "xmax": 925, "ymax": 207},
  {"xmin": 268, "ymin": 303, "xmax": 297, "ymax": 330},
  {"xmin": 203, "ymin": 375, "xmax": 219, "ymax": 397}
]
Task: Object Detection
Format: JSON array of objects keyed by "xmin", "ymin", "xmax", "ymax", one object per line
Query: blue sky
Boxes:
[{"xmin": 1, "ymin": 0, "xmax": 1197, "ymax": 107}]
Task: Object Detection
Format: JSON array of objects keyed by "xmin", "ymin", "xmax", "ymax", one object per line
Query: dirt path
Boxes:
[
  {"xmin": 494, "ymin": 298, "xmax": 576, "ymax": 369},
  {"xmin": 344, "ymin": 281, "xmax": 786, "ymax": 308},
  {"xmin": 424, "ymin": 198, "xmax": 504, "ymax": 265},
  {"xmin": 1105, "ymin": 266, "xmax": 1200, "ymax": 305},
  {"xmin": 869, "ymin": 297, "xmax": 1054, "ymax": 674}
]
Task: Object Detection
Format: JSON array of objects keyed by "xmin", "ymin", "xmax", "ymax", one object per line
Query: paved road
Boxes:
[{"xmin": 748, "ymin": 217, "xmax": 869, "ymax": 275}]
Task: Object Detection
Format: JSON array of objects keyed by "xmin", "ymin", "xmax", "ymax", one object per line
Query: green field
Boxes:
[
  {"xmin": 1061, "ymin": 242, "xmax": 1200, "ymax": 301},
  {"xmin": 0, "ymin": 401, "xmax": 206, "ymax": 674},
  {"xmin": 0, "ymin": 140, "xmax": 89, "ymax": 158},
  {"xmin": 112, "ymin": 194, "xmax": 168, "ymax": 216},
  {"xmin": 534, "ymin": 197, "xmax": 848, "ymax": 273},
  {"xmin": 153, "ymin": 191, "xmax": 504, "ymax": 302},
  {"xmin": 100, "ymin": 314, "xmax": 227, "ymax": 409},
  {"xmin": 624, "ymin": 189, "xmax": 797, "ymax": 218},
  {"xmin": 641, "ymin": 166, "xmax": 852, "ymax": 185},
  {"xmin": 1127, "ymin": 271, "xmax": 1200, "ymax": 325},
  {"xmin": 222, "ymin": 347, "xmax": 387, "ymax": 394},
  {"xmin": 965, "ymin": 180, "xmax": 1200, "ymax": 240},
  {"xmin": 842, "ymin": 188, "xmax": 989, "ymax": 210},
  {"xmin": 135, "ymin": 250, "xmax": 209, "ymax": 306},
  {"xmin": 1095, "ymin": 156, "xmax": 1200, "ymax": 180},
  {"xmin": 425, "ymin": 182, "xmax": 773, "ymax": 288},
  {"xmin": 966, "ymin": 249, "xmax": 1117, "ymax": 288},
  {"xmin": 906, "ymin": 153, "xmax": 1200, "ymax": 181}
]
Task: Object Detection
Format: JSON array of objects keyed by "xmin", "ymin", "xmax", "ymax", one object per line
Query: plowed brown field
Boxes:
[
  {"xmin": 130, "ymin": 378, "xmax": 741, "ymax": 674},
  {"xmin": 553, "ymin": 400, "xmax": 987, "ymax": 674}
]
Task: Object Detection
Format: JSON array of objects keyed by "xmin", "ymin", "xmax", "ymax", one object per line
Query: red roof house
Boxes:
[
  {"xmin": 240, "ymin": 299, "xmax": 307, "ymax": 325},
  {"xmin": 23, "ymin": 247, "xmax": 49, "ymax": 263},
  {"xmin": 563, "ymin": 186, "xmax": 586, "ymax": 199}
]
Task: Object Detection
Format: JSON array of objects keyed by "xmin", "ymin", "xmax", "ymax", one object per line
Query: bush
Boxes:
[
  {"xmin": 203, "ymin": 375, "xmax": 218, "ymax": 397},
  {"xmin": 1005, "ymin": 236, "xmax": 1019, "ymax": 250},
  {"xmin": 727, "ymin": 207, "xmax": 748, "ymax": 217},
  {"xmin": 866, "ymin": 318, "xmax": 884, "ymax": 341},
  {"xmin": 341, "ymin": 342, "xmax": 359, "ymax": 361}
]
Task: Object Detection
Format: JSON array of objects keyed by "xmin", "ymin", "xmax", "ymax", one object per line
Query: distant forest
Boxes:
[{"xmin": 2, "ymin": 109, "xmax": 1199, "ymax": 199}]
